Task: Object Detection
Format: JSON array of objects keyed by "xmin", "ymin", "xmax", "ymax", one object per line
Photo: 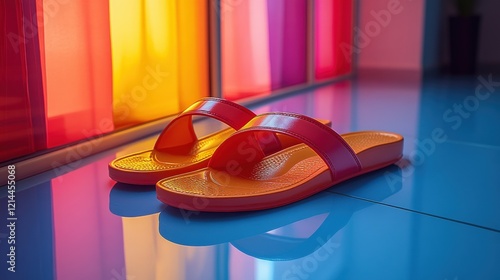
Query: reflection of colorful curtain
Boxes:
[
  {"xmin": 313, "ymin": 81, "xmax": 353, "ymax": 133},
  {"xmin": 264, "ymin": 81, "xmax": 352, "ymax": 134},
  {"xmin": 121, "ymin": 215, "xmax": 198, "ymax": 279},
  {"xmin": 51, "ymin": 157, "xmax": 125, "ymax": 280},
  {"xmin": 121, "ymin": 215, "xmax": 219, "ymax": 279},
  {"xmin": 113, "ymin": 143, "xmax": 218, "ymax": 280}
]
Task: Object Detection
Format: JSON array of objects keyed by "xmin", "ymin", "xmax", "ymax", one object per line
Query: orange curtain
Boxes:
[{"xmin": 41, "ymin": 0, "xmax": 114, "ymax": 148}]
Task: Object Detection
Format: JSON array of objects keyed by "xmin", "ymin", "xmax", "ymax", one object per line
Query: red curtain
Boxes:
[
  {"xmin": 0, "ymin": 0, "xmax": 47, "ymax": 162},
  {"xmin": 315, "ymin": 0, "xmax": 353, "ymax": 79}
]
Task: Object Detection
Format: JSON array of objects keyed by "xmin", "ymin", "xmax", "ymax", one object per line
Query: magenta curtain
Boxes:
[{"xmin": 267, "ymin": 0, "xmax": 307, "ymax": 90}]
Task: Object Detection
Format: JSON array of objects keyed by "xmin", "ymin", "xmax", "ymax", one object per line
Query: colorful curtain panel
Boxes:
[
  {"xmin": 1, "ymin": 0, "xmax": 209, "ymax": 162},
  {"xmin": 43, "ymin": 0, "xmax": 114, "ymax": 148},
  {"xmin": 221, "ymin": 0, "xmax": 353, "ymax": 100},
  {"xmin": 315, "ymin": 0, "xmax": 354, "ymax": 79},
  {"xmin": 1, "ymin": 0, "xmax": 46, "ymax": 161},
  {"xmin": 110, "ymin": 0, "xmax": 208, "ymax": 127},
  {"xmin": 51, "ymin": 156, "xmax": 125, "ymax": 280},
  {"xmin": 222, "ymin": 0, "xmax": 308, "ymax": 100},
  {"xmin": 1, "ymin": 0, "xmax": 353, "ymax": 163}
]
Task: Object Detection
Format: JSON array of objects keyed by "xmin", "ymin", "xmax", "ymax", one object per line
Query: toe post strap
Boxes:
[
  {"xmin": 209, "ymin": 113, "xmax": 362, "ymax": 181},
  {"xmin": 154, "ymin": 98, "xmax": 256, "ymax": 152}
]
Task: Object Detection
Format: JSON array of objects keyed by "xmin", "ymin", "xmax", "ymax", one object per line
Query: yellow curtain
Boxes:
[{"xmin": 110, "ymin": 0, "xmax": 208, "ymax": 128}]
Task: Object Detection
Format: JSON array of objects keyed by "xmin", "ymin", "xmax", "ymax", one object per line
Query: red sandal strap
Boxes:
[
  {"xmin": 154, "ymin": 98, "xmax": 256, "ymax": 152},
  {"xmin": 209, "ymin": 113, "xmax": 361, "ymax": 181}
]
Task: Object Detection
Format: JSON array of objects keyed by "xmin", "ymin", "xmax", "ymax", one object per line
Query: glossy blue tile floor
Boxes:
[{"xmin": 1, "ymin": 70, "xmax": 500, "ymax": 280}]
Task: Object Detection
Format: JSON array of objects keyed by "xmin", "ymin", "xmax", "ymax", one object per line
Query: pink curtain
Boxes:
[{"xmin": 222, "ymin": 0, "xmax": 271, "ymax": 100}]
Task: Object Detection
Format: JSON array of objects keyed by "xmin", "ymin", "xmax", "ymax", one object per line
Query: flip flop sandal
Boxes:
[
  {"xmin": 109, "ymin": 98, "xmax": 330, "ymax": 185},
  {"xmin": 156, "ymin": 112, "xmax": 403, "ymax": 212},
  {"xmin": 109, "ymin": 97, "xmax": 256, "ymax": 185}
]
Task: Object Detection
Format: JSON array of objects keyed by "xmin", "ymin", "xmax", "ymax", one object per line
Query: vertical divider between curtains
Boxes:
[{"xmin": 209, "ymin": 0, "xmax": 222, "ymax": 98}]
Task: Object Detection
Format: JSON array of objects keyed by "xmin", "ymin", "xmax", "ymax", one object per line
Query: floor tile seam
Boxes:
[
  {"xmin": 443, "ymin": 139, "xmax": 500, "ymax": 150},
  {"xmin": 396, "ymin": 135, "xmax": 500, "ymax": 150},
  {"xmin": 326, "ymin": 190, "xmax": 500, "ymax": 233}
]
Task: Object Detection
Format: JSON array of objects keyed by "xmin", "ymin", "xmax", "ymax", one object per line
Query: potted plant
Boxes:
[{"xmin": 449, "ymin": 0, "xmax": 481, "ymax": 74}]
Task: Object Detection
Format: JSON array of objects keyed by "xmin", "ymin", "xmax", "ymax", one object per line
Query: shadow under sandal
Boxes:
[{"xmin": 156, "ymin": 112, "xmax": 404, "ymax": 212}]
